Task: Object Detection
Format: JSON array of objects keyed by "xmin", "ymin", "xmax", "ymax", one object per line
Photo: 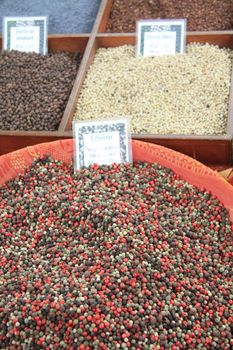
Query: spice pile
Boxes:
[
  {"xmin": 74, "ymin": 43, "xmax": 233, "ymax": 135},
  {"xmin": 0, "ymin": 50, "xmax": 82, "ymax": 131},
  {"xmin": 106, "ymin": 0, "xmax": 233, "ymax": 32},
  {"xmin": 0, "ymin": 157, "xmax": 232, "ymax": 349}
]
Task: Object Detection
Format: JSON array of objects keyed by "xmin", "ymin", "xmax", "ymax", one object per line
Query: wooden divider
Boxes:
[{"xmin": 93, "ymin": 0, "xmax": 113, "ymax": 33}]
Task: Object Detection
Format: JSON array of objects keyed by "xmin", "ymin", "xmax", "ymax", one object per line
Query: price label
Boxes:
[
  {"xmin": 3, "ymin": 16, "xmax": 48, "ymax": 54},
  {"xmin": 73, "ymin": 118, "xmax": 132, "ymax": 171},
  {"xmin": 137, "ymin": 19, "xmax": 186, "ymax": 57}
]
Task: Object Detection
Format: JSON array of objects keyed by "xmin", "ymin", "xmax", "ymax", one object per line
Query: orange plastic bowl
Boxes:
[{"xmin": 0, "ymin": 139, "xmax": 233, "ymax": 222}]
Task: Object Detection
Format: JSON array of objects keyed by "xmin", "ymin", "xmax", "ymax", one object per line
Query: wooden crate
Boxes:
[
  {"xmin": 0, "ymin": 34, "xmax": 91, "ymax": 155},
  {"xmin": 63, "ymin": 32, "xmax": 233, "ymax": 166}
]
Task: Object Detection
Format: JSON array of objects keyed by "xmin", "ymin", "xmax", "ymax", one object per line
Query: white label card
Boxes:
[
  {"xmin": 83, "ymin": 131, "xmax": 121, "ymax": 166},
  {"xmin": 137, "ymin": 19, "xmax": 186, "ymax": 57},
  {"xmin": 3, "ymin": 16, "xmax": 48, "ymax": 54},
  {"xmin": 10, "ymin": 26, "xmax": 40, "ymax": 53},
  {"xmin": 144, "ymin": 31, "xmax": 176, "ymax": 56},
  {"xmin": 73, "ymin": 118, "xmax": 132, "ymax": 171}
]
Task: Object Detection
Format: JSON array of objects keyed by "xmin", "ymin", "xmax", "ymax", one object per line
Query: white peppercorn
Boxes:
[{"xmin": 74, "ymin": 43, "xmax": 233, "ymax": 135}]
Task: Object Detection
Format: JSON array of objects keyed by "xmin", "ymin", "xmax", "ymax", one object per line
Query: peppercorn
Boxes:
[
  {"xmin": 0, "ymin": 157, "xmax": 232, "ymax": 349},
  {"xmin": 0, "ymin": 50, "xmax": 82, "ymax": 131},
  {"xmin": 74, "ymin": 43, "xmax": 232, "ymax": 136},
  {"xmin": 105, "ymin": 0, "xmax": 233, "ymax": 32}
]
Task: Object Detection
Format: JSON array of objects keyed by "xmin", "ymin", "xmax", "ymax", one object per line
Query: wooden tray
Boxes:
[
  {"xmin": 0, "ymin": 34, "xmax": 91, "ymax": 155},
  {"xmin": 63, "ymin": 32, "xmax": 233, "ymax": 166}
]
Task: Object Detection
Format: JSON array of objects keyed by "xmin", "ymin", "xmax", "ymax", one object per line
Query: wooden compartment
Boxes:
[
  {"xmin": 0, "ymin": 34, "xmax": 91, "ymax": 155},
  {"xmin": 63, "ymin": 32, "xmax": 233, "ymax": 166},
  {"xmin": 94, "ymin": 0, "xmax": 233, "ymax": 33}
]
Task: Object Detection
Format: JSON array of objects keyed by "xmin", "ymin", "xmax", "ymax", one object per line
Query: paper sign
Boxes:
[
  {"xmin": 3, "ymin": 16, "xmax": 48, "ymax": 54},
  {"xmin": 73, "ymin": 118, "xmax": 132, "ymax": 171},
  {"xmin": 137, "ymin": 19, "xmax": 186, "ymax": 57}
]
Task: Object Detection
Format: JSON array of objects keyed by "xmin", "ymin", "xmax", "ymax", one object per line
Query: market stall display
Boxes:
[{"xmin": 1, "ymin": 1, "xmax": 233, "ymax": 349}]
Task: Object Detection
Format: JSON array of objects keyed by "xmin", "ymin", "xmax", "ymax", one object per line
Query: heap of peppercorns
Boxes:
[
  {"xmin": 0, "ymin": 157, "xmax": 232, "ymax": 349},
  {"xmin": 0, "ymin": 50, "xmax": 82, "ymax": 131}
]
